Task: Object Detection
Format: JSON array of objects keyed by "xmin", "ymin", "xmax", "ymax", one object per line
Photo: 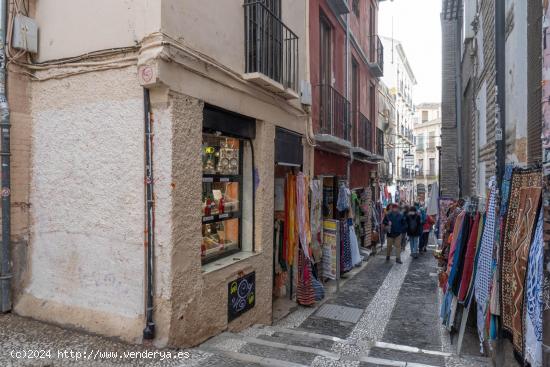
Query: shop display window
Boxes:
[{"xmin": 201, "ymin": 134, "xmax": 243, "ymax": 264}]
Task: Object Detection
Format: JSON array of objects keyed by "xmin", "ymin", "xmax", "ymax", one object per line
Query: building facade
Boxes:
[
  {"xmin": 6, "ymin": 0, "xmax": 312, "ymax": 348},
  {"xmin": 413, "ymin": 103, "xmax": 441, "ymax": 203},
  {"xmin": 378, "ymin": 81, "xmax": 396, "ymax": 189},
  {"xmin": 310, "ymin": 0, "xmax": 383, "ymax": 245},
  {"xmin": 380, "ymin": 36, "xmax": 417, "ymax": 203}
]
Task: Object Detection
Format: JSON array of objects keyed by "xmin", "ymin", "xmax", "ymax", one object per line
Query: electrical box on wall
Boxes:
[
  {"xmin": 13, "ymin": 15, "xmax": 38, "ymax": 53},
  {"xmin": 300, "ymin": 80, "xmax": 312, "ymax": 106}
]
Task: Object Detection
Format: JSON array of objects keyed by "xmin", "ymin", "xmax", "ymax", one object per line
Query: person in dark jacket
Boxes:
[
  {"xmin": 382, "ymin": 204, "xmax": 407, "ymax": 264},
  {"xmin": 406, "ymin": 206, "xmax": 423, "ymax": 258}
]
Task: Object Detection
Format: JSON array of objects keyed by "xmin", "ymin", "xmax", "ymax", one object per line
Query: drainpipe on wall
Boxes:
[
  {"xmin": 455, "ymin": 12, "xmax": 463, "ymax": 199},
  {"xmin": 345, "ymin": 12, "xmax": 352, "ymax": 184},
  {"xmin": 142, "ymin": 88, "xmax": 155, "ymax": 340},
  {"xmin": 0, "ymin": 0, "xmax": 12, "ymax": 313}
]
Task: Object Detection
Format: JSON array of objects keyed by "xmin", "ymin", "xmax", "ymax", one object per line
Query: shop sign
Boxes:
[
  {"xmin": 322, "ymin": 220, "xmax": 340, "ymax": 280},
  {"xmin": 228, "ymin": 272, "xmax": 255, "ymax": 321}
]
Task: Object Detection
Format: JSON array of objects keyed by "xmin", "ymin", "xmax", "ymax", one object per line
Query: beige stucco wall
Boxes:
[
  {"xmin": 34, "ymin": 0, "xmax": 160, "ymax": 62},
  {"xmin": 14, "ymin": 66, "xmax": 149, "ymax": 343}
]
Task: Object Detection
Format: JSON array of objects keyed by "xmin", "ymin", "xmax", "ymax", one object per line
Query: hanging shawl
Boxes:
[
  {"xmin": 458, "ymin": 213, "xmax": 481, "ymax": 302},
  {"xmin": 296, "ymin": 173, "xmax": 310, "ymax": 259},
  {"xmin": 446, "ymin": 211, "xmax": 466, "ymax": 273},
  {"xmin": 524, "ymin": 211, "xmax": 543, "ymax": 367},
  {"xmin": 310, "ymin": 179, "xmax": 323, "ymax": 263},
  {"xmin": 448, "ymin": 213, "xmax": 472, "ymax": 296},
  {"xmin": 336, "ymin": 182, "xmax": 351, "ymax": 213},
  {"xmin": 474, "ymin": 181, "xmax": 497, "ymax": 348}
]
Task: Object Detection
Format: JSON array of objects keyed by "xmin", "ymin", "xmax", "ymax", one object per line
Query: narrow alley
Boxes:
[{"xmin": 0, "ymin": 0, "xmax": 547, "ymax": 366}]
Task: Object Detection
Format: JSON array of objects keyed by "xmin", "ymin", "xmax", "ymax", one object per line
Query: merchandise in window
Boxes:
[{"xmin": 201, "ymin": 134, "xmax": 243, "ymax": 264}]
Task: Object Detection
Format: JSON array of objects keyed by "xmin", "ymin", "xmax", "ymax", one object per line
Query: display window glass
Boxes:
[{"xmin": 201, "ymin": 134, "xmax": 243, "ymax": 264}]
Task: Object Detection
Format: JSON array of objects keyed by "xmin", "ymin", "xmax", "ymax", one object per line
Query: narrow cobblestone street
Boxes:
[{"xmin": 0, "ymin": 243, "xmax": 492, "ymax": 367}]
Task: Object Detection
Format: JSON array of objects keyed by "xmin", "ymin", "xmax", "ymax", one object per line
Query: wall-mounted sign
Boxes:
[
  {"xmin": 404, "ymin": 153, "xmax": 414, "ymax": 167},
  {"xmin": 228, "ymin": 272, "xmax": 255, "ymax": 321},
  {"xmin": 322, "ymin": 220, "xmax": 340, "ymax": 280}
]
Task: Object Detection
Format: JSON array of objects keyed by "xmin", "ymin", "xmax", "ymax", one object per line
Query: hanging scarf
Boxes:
[
  {"xmin": 458, "ymin": 213, "xmax": 481, "ymax": 302},
  {"xmin": 285, "ymin": 174, "xmax": 297, "ymax": 265},
  {"xmin": 296, "ymin": 249, "xmax": 315, "ymax": 306},
  {"xmin": 296, "ymin": 173, "xmax": 310, "ymax": 259},
  {"xmin": 524, "ymin": 211, "xmax": 543, "ymax": 367},
  {"xmin": 340, "ymin": 219, "xmax": 353, "ymax": 274},
  {"xmin": 310, "ymin": 179, "xmax": 323, "ymax": 263}
]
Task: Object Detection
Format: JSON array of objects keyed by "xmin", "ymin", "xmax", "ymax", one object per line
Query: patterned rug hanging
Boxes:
[
  {"xmin": 524, "ymin": 211, "xmax": 543, "ymax": 367},
  {"xmin": 500, "ymin": 168, "xmax": 542, "ymax": 354}
]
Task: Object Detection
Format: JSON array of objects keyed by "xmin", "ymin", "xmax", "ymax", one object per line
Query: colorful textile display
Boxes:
[
  {"xmin": 500, "ymin": 167, "xmax": 542, "ymax": 352},
  {"xmin": 502, "ymin": 186, "xmax": 541, "ymax": 355},
  {"xmin": 474, "ymin": 181, "xmax": 497, "ymax": 346},
  {"xmin": 524, "ymin": 211, "xmax": 543, "ymax": 367},
  {"xmin": 340, "ymin": 218, "xmax": 353, "ymax": 273}
]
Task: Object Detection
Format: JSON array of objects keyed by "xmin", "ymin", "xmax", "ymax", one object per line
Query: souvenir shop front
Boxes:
[
  {"xmin": 437, "ymin": 166, "xmax": 544, "ymax": 367},
  {"xmin": 272, "ymin": 128, "xmax": 326, "ymax": 314},
  {"xmin": 314, "ymin": 149, "xmax": 367, "ymax": 280}
]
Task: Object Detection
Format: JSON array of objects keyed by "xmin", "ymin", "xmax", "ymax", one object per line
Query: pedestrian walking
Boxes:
[
  {"xmin": 420, "ymin": 213, "xmax": 435, "ymax": 252},
  {"xmin": 382, "ymin": 204, "xmax": 406, "ymax": 264},
  {"xmin": 405, "ymin": 206, "xmax": 423, "ymax": 258}
]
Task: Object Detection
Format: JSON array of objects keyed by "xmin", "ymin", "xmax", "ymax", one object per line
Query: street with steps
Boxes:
[
  {"xmin": 0, "ymin": 244, "xmax": 493, "ymax": 367},
  {"xmin": 194, "ymin": 245, "xmax": 492, "ymax": 367}
]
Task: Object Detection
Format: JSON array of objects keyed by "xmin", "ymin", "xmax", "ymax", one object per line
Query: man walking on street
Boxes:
[
  {"xmin": 383, "ymin": 204, "xmax": 406, "ymax": 264},
  {"xmin": 406, "ymin": 206, "xmax": 423, "ymax": 258}
]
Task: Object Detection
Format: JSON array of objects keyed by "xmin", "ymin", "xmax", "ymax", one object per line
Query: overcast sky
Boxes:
[{"xmin": 379, "ymin": 0, "xmax": 442, "ymax": 104}]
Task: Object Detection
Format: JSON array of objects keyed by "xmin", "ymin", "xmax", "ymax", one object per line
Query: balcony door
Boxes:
[
  {"xmin": 319, "ymin": 14, "xmax": 332, "ymax": 134},
  {"xmin": 245, "ymin": 0, "xmax": 283, "ymax": 83}
]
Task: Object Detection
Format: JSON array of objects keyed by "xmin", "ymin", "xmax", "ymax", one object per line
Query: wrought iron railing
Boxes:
[
  {"xmin": 370, "ymin": 35, "xmax": 384, "ymax": 74},
  {"xmin": 376, "ymin": 128, "xmax": 384, "ymax": 156},
  {"xmin": 244, "ymin": 1, "xmax": 299, "ymax": 91},
  {"xmin": 356, "ymin": 113, "xmax": 373, "ymax": 152},
  {"xmin": 316, "ymin": 85, "xmax": 351, "ymax": 141}
]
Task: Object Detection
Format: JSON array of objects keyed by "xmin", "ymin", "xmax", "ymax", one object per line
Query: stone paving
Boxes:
[{"xmin": 0, "ymin": 242, "xmax": 493, "ymax": 367}]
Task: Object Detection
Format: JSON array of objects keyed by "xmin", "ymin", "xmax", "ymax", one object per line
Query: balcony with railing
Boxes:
[
  {"xmin": 355, "ymin": 112, "xmax": 373, "ymax": 153},
  {"xmin": 376, "ymin": 128, "xmax": 384, "ymax": 157},
  {"xmin": 244, "ymin": 1, "xmax": 299, "ymax": 99},
  {"xmin": 368, "ymin": 35, "xmax": 384, "ymax": 78},
  {"xmin": 314, "ymin": 85, "xmax": 351, "ymax": 147}
]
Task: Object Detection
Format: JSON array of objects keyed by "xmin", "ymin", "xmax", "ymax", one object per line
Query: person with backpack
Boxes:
[
  {"xmin": 382, "ymin": 204, "xmax": 407, "ymax": 264},
  {"xmin": 405, "ymin": 206, "xmax": 423, "ymax": 258}
]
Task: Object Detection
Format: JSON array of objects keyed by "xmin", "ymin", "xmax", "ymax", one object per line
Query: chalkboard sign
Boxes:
[{"xmin": 228, "ymin": 272, "xmax": 255, "ymax": 321}]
